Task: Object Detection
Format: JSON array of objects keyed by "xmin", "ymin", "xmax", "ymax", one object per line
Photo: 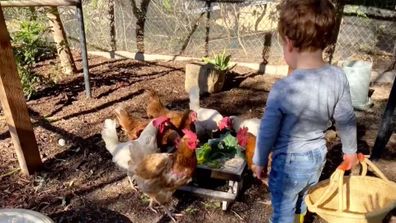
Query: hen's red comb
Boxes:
[
  {"xmin": 153, "ymin": 116, "xmax": 170, "ymax": 127},
  {"xmin": 237, "ymin": 127, "xmax": 248, "ymax": 136},
  {"xmin": 182, "ymin": 129, "xmax": 197, "ymax": 142},
  {"xmin": 236, "ymin": 127, "xmax": 249, "ymax": 146},
  {"xmin": 218, "ymin": 116, "xmax": 232, "ymax": 130}
]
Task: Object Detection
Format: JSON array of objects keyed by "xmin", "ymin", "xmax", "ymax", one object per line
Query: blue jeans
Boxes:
[{"xmin": 268, "ymin": 146, "xmax": 327, "ymax": 223}]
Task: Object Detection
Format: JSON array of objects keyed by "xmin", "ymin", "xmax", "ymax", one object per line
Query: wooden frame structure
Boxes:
[
  {"xmin": 179, "ymin": 160, "xmax": 246, "ymax": 211},
  {"xmin": 0, "ymin": 0, "xmax": 90, "ymax": 175},
  {"xmin": 0, "ymin": 8, "xmax": 41, "ymax": 175},
  {"xmin": 0, "ymin": 0, "xmax": 91, "ymax": 97}
]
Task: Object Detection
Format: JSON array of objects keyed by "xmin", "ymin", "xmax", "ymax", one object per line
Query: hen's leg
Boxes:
[
  {"xmin": 163, "ymin": 206, "xmax": 177, "ymax": 223},
  {"xmin": 127, "ymin": 175, "xmax": 138, "ymax": 192},
  {"xmin": 148, "ymin": 198, "xmax": 158, "ymax": 214}
]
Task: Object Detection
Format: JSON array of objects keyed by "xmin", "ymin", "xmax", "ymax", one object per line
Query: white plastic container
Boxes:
[
  {"xmin": 342, "ymin": 60, "xmax": 374, "ymax": 110},
  {"xmin": 0, "ymin": 209, "xmax": 54, "ymax": 223}
]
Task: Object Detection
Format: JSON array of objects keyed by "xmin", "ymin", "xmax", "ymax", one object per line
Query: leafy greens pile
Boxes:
[{"xmin": 196, "ymin": 132, "xmax": 244, "ymax": 168}]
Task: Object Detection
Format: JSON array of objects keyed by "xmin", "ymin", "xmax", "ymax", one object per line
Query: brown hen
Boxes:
[
  {"xmin": 237, "ymin": 127, "xmax": 272, "ymax": 186},
  {"xmin": 114, "ymin": 106, "xmax": 149, "ymax": 140},
  {"xmin": 131, "ymin": 129, "xmax": 199, "ymax": 222}
]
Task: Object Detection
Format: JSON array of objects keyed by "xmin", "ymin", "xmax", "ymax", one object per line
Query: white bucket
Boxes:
[
  {"xmin": 342, "ymin": 60, "xmax": 374, "ymax": 110},
  {"xmin": 0, "ymin": 209, "xmax": 54, "ymax": 223}
]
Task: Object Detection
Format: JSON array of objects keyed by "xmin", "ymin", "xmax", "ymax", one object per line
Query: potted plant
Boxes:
[{"xmin": 202, "ymin": 50, "xmax": 236, "ymax": 93}]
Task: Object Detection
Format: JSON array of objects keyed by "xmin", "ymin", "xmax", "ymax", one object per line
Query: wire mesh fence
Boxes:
[
  {"xmin": 59, "ymin": 0, "xmax": 284, "ymax": 64},
  {"xmin": 3, "ymin": 0, "xmax": 396, "ymax": 67},
  {"xmin": 333, "ymin": 4, "xmax": 396, "ymax": 63}
]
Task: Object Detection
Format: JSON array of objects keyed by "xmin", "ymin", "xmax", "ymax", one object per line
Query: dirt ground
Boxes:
[{"xmin": 0, "ymin": 55, "xmax": 395, "ymax": 223}]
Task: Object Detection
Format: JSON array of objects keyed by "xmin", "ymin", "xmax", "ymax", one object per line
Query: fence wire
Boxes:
[{"xmin": 3, "ymin": 0, "xmax": 396, "ymax": 67}]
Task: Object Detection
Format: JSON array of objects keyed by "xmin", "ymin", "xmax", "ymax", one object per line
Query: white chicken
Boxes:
[
  {"xmin": 101, "ymin": 116, "xmax": 170, "ymax": 190},
  {"xmin": 229, "ymin": 116, "xmax": 261, "ymax": 137},
  {"xmin": 188, "ymin": 86, "xmax": 223, "ymax": 138}
]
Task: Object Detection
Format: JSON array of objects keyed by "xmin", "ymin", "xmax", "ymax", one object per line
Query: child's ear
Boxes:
[{"xmin": 285, "ymin": 37, "xmax": 294, "ymax": 52}]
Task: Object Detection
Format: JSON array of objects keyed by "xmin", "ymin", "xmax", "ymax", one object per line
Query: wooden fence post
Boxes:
[{"xmin": 0, "ymin": 6, "xmax": 42, "ymax": 175}]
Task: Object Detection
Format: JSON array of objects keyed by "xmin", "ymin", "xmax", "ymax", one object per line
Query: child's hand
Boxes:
[
  {"xmin": 252, "ymin": 165, "xmax": 268, "ymax": 180},
  {"xmin": 338, "ymin": 153, "xmax": 359, "ymax": 171}
]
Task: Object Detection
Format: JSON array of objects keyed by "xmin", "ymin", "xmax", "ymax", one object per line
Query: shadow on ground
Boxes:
[{"xmin": 50, "ymin": 207, "xmax": 133, "ymax": 223}]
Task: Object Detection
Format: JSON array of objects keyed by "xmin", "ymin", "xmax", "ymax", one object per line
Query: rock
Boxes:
[{"xmin": 58, "ymin": 138, "xmax": 66, "ymax": 146}]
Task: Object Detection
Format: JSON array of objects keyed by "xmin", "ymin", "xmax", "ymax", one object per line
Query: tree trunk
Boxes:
[
  {"xmin": 254, "ymin": 4, "xmax": 267, "ymax": 32},
  {"xmin": 29, "ymin": 6, "xmax": 37, "ymax": 20},
  {"xmin": 262, "ymin": 32, "xmax": 271, "ymax": 65},
  {"xmin": 47, "ymin": 7, "xmax": 76, "ymax": 74},
  {"xmin": 327, "ymin": 0, "xmax": 345, "ymax": 64},
  {"xmin": 135, "ymin": 15, "xmax": 145, "ymax": 53},
  {"xmin": 108, "ymin": 0, "xmax": 116, "ymax": 58},
  {"xmin": 204, "ymin": 1, "xmax": 211, "ymax": 57},
  {"xmin": 130, "ymin": 0, "xmax": 151, "ymax": 53},
  {"xmin": 174, "ymin": 11, "xmax": 205, "ymax": 58}
]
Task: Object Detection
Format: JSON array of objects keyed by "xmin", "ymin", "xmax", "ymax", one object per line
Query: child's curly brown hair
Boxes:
[{"xmin": 277, "ymin": 0, "xmax": 336, "ymax": 52}]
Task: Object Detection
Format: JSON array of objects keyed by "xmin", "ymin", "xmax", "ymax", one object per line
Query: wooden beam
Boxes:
[
  {"xmin": 0, "ymin": 0, "xmax": 79, "ymax": 7},
  {"xmin": 178, "ymin": 185, "xmax": 237, "ymax": 202},
  {"xmin": 196, "ymin": 162, "xmax": 245, "ymax": 182},
  {"xmin": 0, "ymin": 6, "xmax": 42, "ymax": 175}
]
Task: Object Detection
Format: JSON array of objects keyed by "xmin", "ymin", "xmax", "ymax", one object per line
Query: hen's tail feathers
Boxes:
[
  {"xmin": 189, "ymin": 86, "xmax": 200, "ymax": 111},
  {"xmin": 114, "ymin": 106, "xmax": 132, "ymax": 131},
  {"xmin": 114, "ymin": 105, "xmax": 128, "ymax": 120},
  {"xmin": 101, "ymin": 119, "xmax": 119, "ymax": 156}
]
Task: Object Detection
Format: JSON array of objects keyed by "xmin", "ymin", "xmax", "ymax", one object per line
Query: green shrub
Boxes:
[
  {"xmin": 11, "ymin": 21, "xmax": 55, "ymax": 99},
  {"xmin": 12, "ymin": 21, "xmax": 55, "ymax": 66},
  {"xmin": 17, "ymin": 64, "xmax": 39, "ymax": 99}
]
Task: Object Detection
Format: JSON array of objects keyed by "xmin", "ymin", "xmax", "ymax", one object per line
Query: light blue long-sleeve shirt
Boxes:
[{"xmin": 253, "ymin": 65, "xmax": 357, "ymax": 166}]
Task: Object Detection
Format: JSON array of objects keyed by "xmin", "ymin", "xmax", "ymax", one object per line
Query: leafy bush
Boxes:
[
  {"xmin": 17, "ymin": 64, "xmax": 40, "ymax": 99},
  {"xmin": 12, "ymin": 21, "xmax": 54, "ymax": 66},
  {"xmin": 11, "ymin": 21, "xmax": 55, "ymax": 98},
  {"xmin": 202, "ymin": 50, "xmax": 236, "ymax": 72}
]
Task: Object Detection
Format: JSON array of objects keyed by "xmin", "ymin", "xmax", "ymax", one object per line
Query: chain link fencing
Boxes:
[{"xmin": 3, "ymin": 0, "xmax": 396, "ymax": 67}]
